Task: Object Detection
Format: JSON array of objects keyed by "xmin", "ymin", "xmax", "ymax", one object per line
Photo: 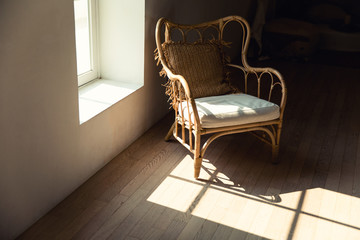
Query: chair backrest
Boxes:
[
  {"xmin": 155, "ymin": 16, "xmax": 252, "ymax": 72},
  {"xmin": 155, "ymin": 15, "xmax": 286, "ymax": 112}
]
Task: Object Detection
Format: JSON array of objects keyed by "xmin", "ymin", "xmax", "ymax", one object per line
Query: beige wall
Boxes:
[{"xmin": 0, "ymin": 0, "xmax": 253, "ymax": 239}]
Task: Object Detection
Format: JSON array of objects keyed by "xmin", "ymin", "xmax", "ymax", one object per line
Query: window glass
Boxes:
[{"xmin": 74, "ymin": 0, "xmax": 92, "ymax": 75}]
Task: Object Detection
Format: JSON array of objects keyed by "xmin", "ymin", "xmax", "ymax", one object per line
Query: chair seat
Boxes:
[{"xmin": 180, "ymin": 93, "xmax": 280, "ymax": 128}]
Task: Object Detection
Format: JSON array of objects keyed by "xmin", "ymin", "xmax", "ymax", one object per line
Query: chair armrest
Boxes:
[
  {"xmin": 163, "ymin": 67, "xmax": 202, "ymax": 129},
  {"xmin": 164, "ymin": 67, "xmax": 192, "ymax": 99},
  {"xmin": 227, "ymin": 63, "xmax": 287, "ymax": 116}
]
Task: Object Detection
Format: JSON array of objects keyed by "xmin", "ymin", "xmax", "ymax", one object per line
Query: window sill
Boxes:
[{"xmin": 78, "ymin": 79, "xmax": 142, "ymax": 124}]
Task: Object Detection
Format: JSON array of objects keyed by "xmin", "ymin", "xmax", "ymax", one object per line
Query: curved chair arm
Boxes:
[
  {"xmin": 155, "ymin": 18, "xmax": 200, "ymax": 129},
  {"xmin": 163, "ymin": 66, "xmax": 192, "ymax": 99},
  {"xmin": 164, "ymin": 68, "xmax": 202, "ymax": 130},
  {"xmin": 227, "ymin": 63, "xmax": 287, "ymax": 116}
]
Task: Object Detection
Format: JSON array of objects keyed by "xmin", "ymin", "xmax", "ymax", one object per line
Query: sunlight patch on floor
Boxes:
[
  {"xmin": 147, "ymin": 155, "xmax": 206, "ymax": 212},
  {"xmin": 292, "ymin": 188, "xmax": 360, "ymax": 240},
  {"xmin": 147, "ymin": 155, "xmax": 360, "ymax": 239}
]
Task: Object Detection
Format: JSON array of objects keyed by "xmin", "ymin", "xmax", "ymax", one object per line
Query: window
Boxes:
[
  {"xmin": 75, "ymin": 0, "xmax": 145, "ymax": 124},
  {"xmin": 74, "ymin": 0, "xmax": 98, "ymax": 86}
]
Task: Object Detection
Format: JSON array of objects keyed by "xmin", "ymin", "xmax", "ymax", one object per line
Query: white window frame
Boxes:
[{"xmin": 74, "ymin": 0, "xmax": 99, "ymax": 86}]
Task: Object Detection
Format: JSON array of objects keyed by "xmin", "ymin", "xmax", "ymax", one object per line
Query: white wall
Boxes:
[{"xmin": 0, "ymin": 0, "xmax": 254, "ymax": 239}]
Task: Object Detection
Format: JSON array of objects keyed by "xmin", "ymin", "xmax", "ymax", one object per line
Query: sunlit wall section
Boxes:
[{"xmin": 98, "ymin": 0, "xmax": 145, "ymax": 85}]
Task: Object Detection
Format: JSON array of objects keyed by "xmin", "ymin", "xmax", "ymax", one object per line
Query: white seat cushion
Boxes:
[{"xmin": 180, "ymin": 93, "xmax": 280, "ymax": 128}]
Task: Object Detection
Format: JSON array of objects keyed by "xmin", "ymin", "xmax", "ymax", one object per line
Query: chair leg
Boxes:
[
  {"xmin": 272, "ymin": 124, "xmax": 282, "ymax": 163},
  {"xmin": 165, "ymin": 122, "xmax": 175, "ymax": 141},
  {"xmin": 272, "ymin": 145, "xmax": 279, "ymax": 163},
  {"xmin": 194, "ymin": 130, "xmax": 202, "ymax": 179},
  {"xmin": 194, "ymin": 157, "xmax": 202, "ymax": 179}
]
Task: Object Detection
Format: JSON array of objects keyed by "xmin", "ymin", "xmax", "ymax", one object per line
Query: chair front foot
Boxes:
[
  {"xmin": 194, "ymin": 157, "xmax": 202, "ymax": 179},
  {"xmin": 271, "ymin": 145, "xmax": 280, "ymax": 164}
]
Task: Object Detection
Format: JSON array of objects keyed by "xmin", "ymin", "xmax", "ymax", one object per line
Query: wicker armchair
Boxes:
[{"xmin": 155, "ymin": 16, "xmax": 287, "ymax": 179}]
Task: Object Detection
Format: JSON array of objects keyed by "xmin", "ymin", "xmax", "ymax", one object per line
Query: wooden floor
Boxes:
[{"xmin": 19, "ymin": 54, "xmax": 360, "ymax": 240}]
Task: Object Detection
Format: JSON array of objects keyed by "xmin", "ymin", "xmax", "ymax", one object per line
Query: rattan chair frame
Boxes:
[{"xmin": 155, "ymin": 15, "xmax": 287, "ymax": 179}]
